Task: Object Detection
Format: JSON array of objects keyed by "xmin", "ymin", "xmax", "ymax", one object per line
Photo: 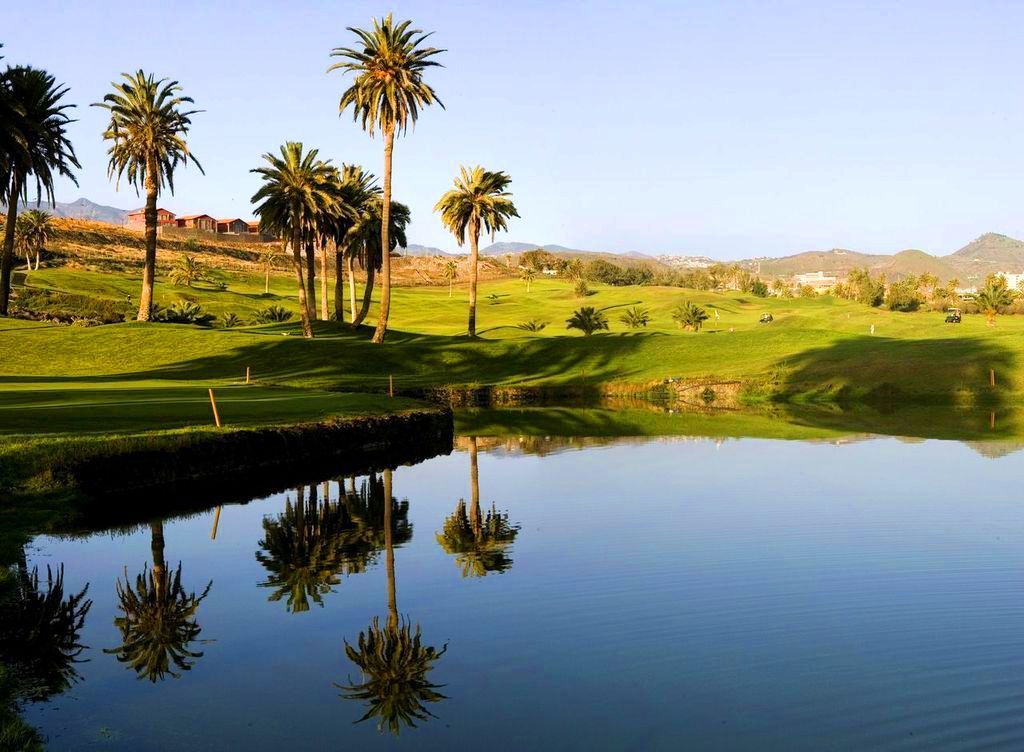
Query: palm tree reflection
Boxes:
[
  {"xmin": 437, "ymin": 437, "xmax": 519, "ymax": 577},
  {"xmin": 105, "ymin": 520, "xmax": 212, "ymax": 682},
  {"xmin": 338, "ymin": 469, "xmax": 448, "ymax": 736},
  {"xmin": 0, "ymin": 553, "xmax": 92, "ymax": 701}
]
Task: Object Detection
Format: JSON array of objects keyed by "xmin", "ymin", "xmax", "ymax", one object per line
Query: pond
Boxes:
[{"xmin": 8, "ymin": 419, "xmax": 1024, "ymax": 750}]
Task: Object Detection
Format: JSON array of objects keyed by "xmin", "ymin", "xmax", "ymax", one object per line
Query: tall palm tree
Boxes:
[
  {"xmin": 93, "ymin": 71, "xmax": 202, "ymax": 321},
  {"xmin": 15, "ymin": 208, "xmax": 51, "ymax": 270},
  {"xmin": 250, "ymin": 142, "xmax": 339, "ymax": 338},
  {"xmin": 975, "ymin": 274, "xmax": 1016, "ymax": 326},
  {"xmin": 104, "ymin": 521, "xmax": 212, "ymax": 682},
  {"xmin": 0, "ymin": 66, "xmax": 79, "ymax": 316},
  {"xmin": 350, "ymin": 197, "xmax": 410, "ymax": 328},
  {"xmin": 329, "ymin": 14, "xmax": 445, "ymax": 344},
  {"xmin": 435, "ymin": 166, "xmax": 519, "ymax": 336},
  {"xmin": 442, "ymin": 259, "xmax": 458, "ymax": 297},
  {"xmin": 331, "ymin": 165, "xmax": 379, "ymax": 322},
  {"xmin": 338, "ymin": 469, "xmax": 447, "ymax": 735}
]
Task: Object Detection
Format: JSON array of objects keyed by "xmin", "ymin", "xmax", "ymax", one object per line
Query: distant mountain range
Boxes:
[{"xmin": 19, "ymin": 198, "xmax": 1024, "ymax": 282}]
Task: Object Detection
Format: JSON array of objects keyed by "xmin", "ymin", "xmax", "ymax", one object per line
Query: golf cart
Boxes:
[
  {"xmin": 759, "ymin": 313, "xmax": 774, "ymax": 324},
  {"xmin": 945, "ymin": 307, "xmax": 962, "ymax": 324}
]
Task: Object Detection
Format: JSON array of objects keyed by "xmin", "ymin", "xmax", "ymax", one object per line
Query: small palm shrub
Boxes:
[
  {"xmin": 574, "ymin": 279, "xmax": 590, "ymax": 298},
  {"xmin": 221, "ymin": 312, "xmax": 243, "ymax": 328},
  {"xmin": 566, "ymin": 306, "xmax": 609, "ymax": 336},
  {"xmin": 671, "ymin": 301, "xmax": 709, "ymax": 331},
  {"xmin": 156, "ymin": 301, "xmax": 215, "ymax": 326},
  {"xmin": 517, "ymin": 319, "xmax": 547, "ymax": 333},
  {"xmin": 619, "ymin": 306, "xmax": 650, "ymax": 328},
  {"xmin": 167, "ymin": 254, "xmax": 205, "ymax": 288},
  {"xmin": 254, "ymin": 305, "xmax": 293, "ymax": 323}
]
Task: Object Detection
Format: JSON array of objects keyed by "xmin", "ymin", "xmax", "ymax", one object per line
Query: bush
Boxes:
[
  {"xmin": 574, "ymin": 279, "xmax": 591, "ymax": 298},
  {"xmin": 516, "ymin": 319, "xmax": 548, "ymax": 333},
  {"xmin": 619, "ymin": 306, "xmax": 651, "ymax": 328},
  {"xmin": 254, "ymin": 305, "xmax": 292, "ymax": 323},
  {"xmin": 566, "ymin": 306, "xmax": 609, "ymax": 336},
  {"xmin": 12, "ymin": 289, "xmax": 131, "ymax": 324},
  {"xmin": 885, "ymin": 279, "xmax": 923, "ymax": 312},
  {"xmin": 750, "ymin": 279, "xmax": 769, "ymax": 297},
  {"xmin": 221, "ymin": 312, "xmax": 243, "ymax": 328},
  {"xmin": 671, "ymin": 301, "xmax": 710, "ymax": 331},
  {"xmin": 155, "ymin": 301, "xmax": 215, "ymax": 326}
]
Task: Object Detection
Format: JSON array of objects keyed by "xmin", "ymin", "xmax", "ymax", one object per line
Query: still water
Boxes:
[{"xmin": 14, "ymin": 432, "xmax": 1024, "ymax": 750}]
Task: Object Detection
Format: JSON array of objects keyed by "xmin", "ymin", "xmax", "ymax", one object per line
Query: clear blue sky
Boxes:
[{"xmin": 5, "ymin": 0, "xmax": 1023, "ymax": 259}]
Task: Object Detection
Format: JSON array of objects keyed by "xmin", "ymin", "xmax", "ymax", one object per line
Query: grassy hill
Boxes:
[{"xmin": 948, "ymin": 233, "xmax": 1024, "ymax": 282}]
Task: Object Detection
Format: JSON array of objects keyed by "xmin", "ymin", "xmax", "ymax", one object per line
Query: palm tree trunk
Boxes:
[
  {"xmin": 137, "ymin": 160, "xmax": 159, "ymax": 321},
  {"xmin": 305, "ymin": 240, "xmax": 317, "ymax": 320},
  {"xmin": 33, "ymin": 248, "xmax": 40, "ymax": 272},
  {"xmin": 0, "ymin": 174, "xmax": 20, "ymax": 315},
  {"xmin": 352, "ymin": 263, "xmax": 375, "ymax": 327},
  {"xmin": 449, "ymin": 277, "xmax": 453, "ymax": 297},
  {"xmin": 334, "ymin": 247, "xmax": 346, "ymax": 322},
  {"xmin": 264, "ymin": 262, "xmax": 270, "ymax": 294},
  {"xmin": 468, "ymin": 218, "xmax": 480, "ymax": 337},
  {"xmin": 383, "ymin": 468, "xmax": 398, "ymax": 629},
  {"xmin": 321, "ymin": 240, "xmax": 330, "ymax": 321},
  {"xmin": 372, "ymin": 126, "xmax": 396, "ymax": 344},
  {"xmin": 291, "ymin": 228, "xmax": 313, "ymax": 338},
  {"xmin": 150, "ymin": 520, "xmax": 166, "ymax": 600},
  {"xmin": 346, "ymin": 255, "xmax": 357, "ymax": 323}
]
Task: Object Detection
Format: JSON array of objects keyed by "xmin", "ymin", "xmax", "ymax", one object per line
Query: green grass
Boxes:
[{"xmin": 4, "ymin": 269, "xmax": 1024, "ymax": 440}]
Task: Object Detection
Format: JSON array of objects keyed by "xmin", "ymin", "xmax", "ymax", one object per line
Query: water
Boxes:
[{"xmin": 10, "ymin": 431, "xmax": 1024, "ymax": 750}]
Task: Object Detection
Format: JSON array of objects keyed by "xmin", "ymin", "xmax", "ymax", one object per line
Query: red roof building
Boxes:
[{"xmin": 126, "ymin": 208, "xmax": 176, "ymax": 230}]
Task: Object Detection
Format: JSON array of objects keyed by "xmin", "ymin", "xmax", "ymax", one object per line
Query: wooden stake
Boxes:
[
  {"xmin": 990, "ymin": 369, "xmax": 996, "ymax": 388},
  {"xmin": 389, "ymin": 374, "xmax": 394, "ymax": 398},
  {"xmin": 991, "ymin": 410, "xmax": 996, "ymax": 430},
  {"xmin": 245, "ymin": 366, "xmax": 250, "ymax": 385},
  {"xmin": 210, "ymin": 506, "xmax": 222, "ymax": 540},
  {"xmin": 208, "ymin": 388, "xmax": 222, "ymax": 427}
]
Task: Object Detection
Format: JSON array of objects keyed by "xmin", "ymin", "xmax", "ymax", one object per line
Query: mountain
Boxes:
[
  {"xmin": 947, "ymin": 233, "xmax": 1024, "ymax": 282},
  {"xmin": 399, "ymin": 243, "xmax": 460, "ymax": 257},
  {"xmin": 752, "ymin": 249, "xmax": 888, "ymax": 277},
  {"xmin": 480, "ymin": 241, "xmax": 547, "ymax": 255},
  {"xmin": 875, "ymin": 249, "xmax": 959, "ymax": 281},
  {"xmin": 20, "ymin": 197, "xmax": 130, "ymax": 225}
]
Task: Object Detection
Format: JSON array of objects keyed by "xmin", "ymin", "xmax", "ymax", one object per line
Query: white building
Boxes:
[
  {"xmin": 792, "ymin": 271, "xmax": 838, "ymax": 289},
  {"xmin": 996, "ymin": 272, "xmax": 1024, "ymax": 291}
]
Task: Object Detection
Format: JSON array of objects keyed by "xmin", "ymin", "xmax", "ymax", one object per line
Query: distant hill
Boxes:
[
  {"xmin": 753, "ymin": 249, "xmax": 888, "ymax": 277},
  {"xmin": 399, "ymin": 243, "xmax": 460, "ymax": 257},
  {"xmin": 947, "ymin": 233, "xmax": 1024, "ymax": 282},
  {"xmin": 875, "ymin": 249, "xmax": 959, "ymax": 281},
  {"xmin": 16, "ymin": 197, "xmax": 130, "ymax": 225}
]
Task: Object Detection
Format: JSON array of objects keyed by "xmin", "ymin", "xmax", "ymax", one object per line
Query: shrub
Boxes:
[
  {"xmin": 254, "ymin": 305, "xmax": 292, "ymax": 323},
  {"xmin": 619, "ymin": 306, "xmax": 651, "ymax": 328},
  {"xmin": 671, "ymin": 301, "xmax": 710, "ymax": 331},
  {"xmin": 155, "ymin": 301, "xmax": 215, "ymax": 326},
  {"xmin": 167, "ymin": 253, "xmax": 206, "ymax": 288},
  {"xmin": 566, "ymin": 306, "xmax": 609, "ymax": 336},
  {"xmin": 574, "ymin": 279, "xmax": 590, "ymax": 298},
  {"xmin": 221, "ymin": 312, "xmax": 243, "ymax": 328},
  {"xmin": 750, "ymin": 279, "xmax": 769, "ymax": 297},
  {"xmin": 885, "ymin": 278, "xmax": 923, "ymax": 312},
  {"xmin": 516, "ymin": 319, "xmax": 548, "ymax": 332},
  {"xmin": 11, "ymin": 289, "xmax": 131, "ymax": 324}
]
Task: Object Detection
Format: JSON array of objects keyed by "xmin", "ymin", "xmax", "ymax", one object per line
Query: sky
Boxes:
[{"xmin": 4, "ymin": 0, "xmax": 1024, "ymax": 259}]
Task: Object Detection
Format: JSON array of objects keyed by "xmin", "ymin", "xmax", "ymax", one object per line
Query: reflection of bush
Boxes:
[
  {"xmin": 437, "ymin": 500, "xmax": 519, "ymax": 578},
  {"xmin": 338, "ymin": 616, "xmax": 447, "ymax": 736}
]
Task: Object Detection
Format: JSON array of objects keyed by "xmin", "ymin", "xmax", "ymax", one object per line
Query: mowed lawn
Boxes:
[{"xmin": 2, "ymin": 268, "xmax": 1023, "ymax": 438}]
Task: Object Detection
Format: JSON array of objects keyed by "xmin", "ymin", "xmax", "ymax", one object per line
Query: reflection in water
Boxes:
[
  {"xmin": 338, "ymin": 470, "xmax": 448, "ymax": 736},
  {"xmin": 0, "ymin": 555, "xmax": 92, "ymax": 702},
  {"xmin": 438, "ymin": 437, "xmax": 519, "ymax": 577},
  {"xmin": 256, "ymin": 476, "xmax": 412, "ymax": 613},
  {"xmin": 105, "ymin": 521, "xmax": 212, "ymax": 682}
]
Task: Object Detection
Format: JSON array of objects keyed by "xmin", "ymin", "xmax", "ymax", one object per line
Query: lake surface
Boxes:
[{"xmin": 12, "ymin": 430, "xmax": 1024, "ymax": 750}]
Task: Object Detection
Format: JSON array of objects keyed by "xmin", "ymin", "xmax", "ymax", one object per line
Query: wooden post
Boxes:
[
  {"xmin": 990, "ymin": 369, "xmax": 996, "ymax": 388},
  {"xmin": 245, "ymin": 366, "xmax": 250, "ymax": 385},
  {"xmin": 389, "ymin": 374, "xmax": 394, "ymax": 398},
  {"xmin": 210, "ymin": 506, "xmax": 222, "ymax": 540},
  {"xmin": 991, "ymin": 410, "xmax": 996, "ymax": 430},
  {"xmin": 208, "ymin": 388, "xmax": 222, "ymax": 427}
]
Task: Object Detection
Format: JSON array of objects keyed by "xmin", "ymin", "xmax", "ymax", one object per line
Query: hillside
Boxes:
[
  {"xmin": 753, "ymin": 249, "xmax": 889, "ymax": 277},
  {"xmin": 947, "ymin": 233, "xmax": 1024, "ymax": 282},
  {"xmin": 15, "ymin": 197, "xmax": 131, "ymax": 225}
]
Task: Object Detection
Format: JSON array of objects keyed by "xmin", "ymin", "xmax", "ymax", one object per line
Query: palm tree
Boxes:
[
  {"xmin": 442, "ymin": 259, "xmax": 458, "ymax": 297},
  {"xmin": 672, "ymin": 301, "xmax": 710, "ymax": 331},
  {"xmin": 975, "ymin": 274, "xmax": 1016, "ymax": 326},
  {"xmin": 325, "ymin": 164, "xmax": 377, "ymax": 322},
  {"xmin": 350, "ymin": 197, "xmax": 410, "ymax": 328},
  {"xmin": 250, "ymin": 142, "xmax": 339, "ymax": 338},
  {"xmin": 15, "ymin": 208, "xmax": 52, "ymax": 271},
  {"xmin": 94, "ymin": 71, "xmax": 202, "ymax": 322},
  {"xmin": 329, "ymin": 14, "xmax": 445, "ymax": 344},
  {"xmin": 338, "ymin": 469, "xmax": 447, "ymax": 735},
  {"xmin": 436, "ymin": 437, "xmax": 519, "ymax": 577},
  {"xmin": 260, "ymin": 244, "xmax": 282, "ymax": 295},
  {"xmin": 435, "ymin": 166, "xmax": 519, "ymax": 336},
  {"xmin": 104, "ymin": 521, "xmax": 212, "ymax": 682},
  {"xmin": 566, "ymin": 306, "xmax": 609, "ymax": 336},
  {"xmin": 167, "ymin": 252, "xmax": 204, "ymax": 287},
  {"xmin": 0, "ymin": 66, "xmax": 79, "ymax": 316},
  {"xmin": 520, "ymin": 266, "xmax": 537, "ymax": 293}
]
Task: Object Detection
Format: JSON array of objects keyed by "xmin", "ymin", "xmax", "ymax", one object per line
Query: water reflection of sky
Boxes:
[{"xmin": 20, "ymin": 435, "xmax": 1024, "ymax": 750}]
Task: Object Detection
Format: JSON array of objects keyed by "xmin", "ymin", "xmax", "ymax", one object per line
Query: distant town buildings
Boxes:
[
  {"xmin": 125, "ymin": 208, "xmax": 261, "ymax": 236},
  {"xmin": 997, "ymin": 272, "xmax": 1024, "ymax": 290},
  {"xmin": 791, "ymin": 271, "xmax": 838, "ymax": 289}
]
